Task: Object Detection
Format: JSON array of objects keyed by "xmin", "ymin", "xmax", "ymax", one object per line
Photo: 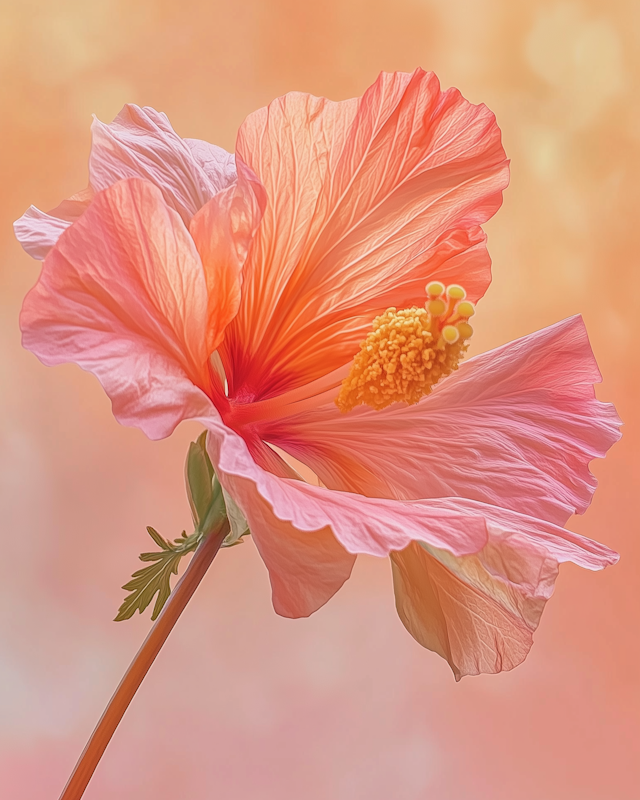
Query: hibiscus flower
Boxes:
[{"xmin": 16, "ymin": 69, "xmax": 620, "ymax": 685}]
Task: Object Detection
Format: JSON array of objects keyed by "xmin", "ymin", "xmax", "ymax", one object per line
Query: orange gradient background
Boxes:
[{"xmin": 1, "ymin": 1, "xmax": 638, "ymax": 798}]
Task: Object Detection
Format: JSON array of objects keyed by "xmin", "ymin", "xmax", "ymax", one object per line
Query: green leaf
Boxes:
[{"xmin": 114, "ymin": 527, "xmax": 202, "ymax": 622}]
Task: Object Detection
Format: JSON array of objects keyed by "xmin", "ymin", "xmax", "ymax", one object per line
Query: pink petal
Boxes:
[
  {"xmin": 423, "ymin": 496, "xmax": 618, "ymax": 571},
  {"xmin": 14, "ymin": 106, "xmax": 237, "ymax": 261},
  {"xmin": 14, "ymin": 188, "xmax": 93, "ymax": 260},
  {"xmin": 184, "ymin": 137, "xmax": 237, "ymax": 193},
  {"xmin": 391, "ymin": 492, "xmax": 618, "ymax": 678},
  {"xmin": 265, "ymin": 316, "xmax": 621, "ymax": 526},
  {"xmin": 208, "ymin": 404, "xmax": 617, "ymax": 658},
  {"xmin": 223, "ymin": 68, "xmax": 508, "ymax": 399},
  {"xmin": 201, "ymin": 414, "xmax": 490, "ymax": 617},
  {"xmin": 89, "ymin": 105, "xmax": 236, "ymax": 224},
  {"xmin": 391, "ymin": 537, "xmax": 555, "ymax": 680},
  {"xmin": 190, "ymin": 160, "xmax": 266, "ymax": 355},
  {"xmin": 214, "ymin": 429, "xmax": 356, "ymax": 618},
  {"xmin": 21, "ymin": 178, "xmax": 212, "ymax": 440},
  {"xmin": 207, "ymin": 420, "xmax": 354, "ymax": 618}
]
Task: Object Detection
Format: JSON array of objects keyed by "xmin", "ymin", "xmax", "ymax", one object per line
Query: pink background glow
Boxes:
[{"xmin": 1, "ymin": 1, "xmax": 638, "ymax": 798}]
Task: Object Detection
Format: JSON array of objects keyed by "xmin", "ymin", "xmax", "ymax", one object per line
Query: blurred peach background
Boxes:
[{"xmin": 1, "ymin": 1, "xmax": 638, "ymax": 798}]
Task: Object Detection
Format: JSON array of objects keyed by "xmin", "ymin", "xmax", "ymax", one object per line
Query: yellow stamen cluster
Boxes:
[{"xmin": 335, "ymin": 282, "xmax": 475, "ymax": 413}]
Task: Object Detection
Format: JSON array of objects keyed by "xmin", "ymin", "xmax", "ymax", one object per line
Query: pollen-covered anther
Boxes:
[{"xmin": 336, "ymin": 296, "xmax": 474, "ymax": 413}]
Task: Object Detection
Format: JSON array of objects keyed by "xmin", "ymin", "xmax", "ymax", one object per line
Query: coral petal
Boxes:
[
  {"xmin": 190, "ymin": 160, "xmax": 266, "ymax": 354},
  {"xmin": 225, "ymin": 68, "xmax": 508, "ymax": 398}
]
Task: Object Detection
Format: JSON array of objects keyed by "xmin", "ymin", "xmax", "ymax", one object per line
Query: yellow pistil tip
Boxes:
[
  {"xmin": 427, "ymin": 298, "xmax": 446, "ymax": 317},
  {"xmin": 446, "ymin": 284, "xmax": 466, "ymax": 301},
  {"xmin": 426, "ymin": 281, "xmax": 445, "ymax": 297},
  {"xmin": 456, "ymin": 321, "xmax": 474, "ymax": 340},
  {"xmin": 456, "ymin": 300, "xmax": 475, "ymax": 318},
  {"xmin": 441, "ymin": 325, "xmax": 460, "ymax": 344}
]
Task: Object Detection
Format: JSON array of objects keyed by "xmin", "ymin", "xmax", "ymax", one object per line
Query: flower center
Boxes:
[{"xmin": 335, "ymin": 282, "xmax": 475, "ymax": 412}]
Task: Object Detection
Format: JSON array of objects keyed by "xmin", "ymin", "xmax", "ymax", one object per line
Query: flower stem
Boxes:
[{"xmin": 58, "ymin": 519, "xmax": 230, "ymax": 800}]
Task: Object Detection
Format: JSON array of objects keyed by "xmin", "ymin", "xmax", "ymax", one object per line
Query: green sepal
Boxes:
[
  {"xmin": 221, "ymin": 488, "xmax": 250, "ymax": 547},
  {"xmin": 185, "ymin": 431, "xmax": 216, "ymax": 530},
  {"xmin": 185, "ymin": 431, "xmax": 227, "ymax": 535}
]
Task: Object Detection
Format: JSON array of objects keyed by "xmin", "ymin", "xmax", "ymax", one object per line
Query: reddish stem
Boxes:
[{"xmin": 58, "ymin": 521, "xmax": 229, "ymax": 800}]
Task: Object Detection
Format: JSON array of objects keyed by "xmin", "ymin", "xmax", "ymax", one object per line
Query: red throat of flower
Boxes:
[{"xmin": 335, "ymin": 281, "xmax": 476, "ymax": 412}]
